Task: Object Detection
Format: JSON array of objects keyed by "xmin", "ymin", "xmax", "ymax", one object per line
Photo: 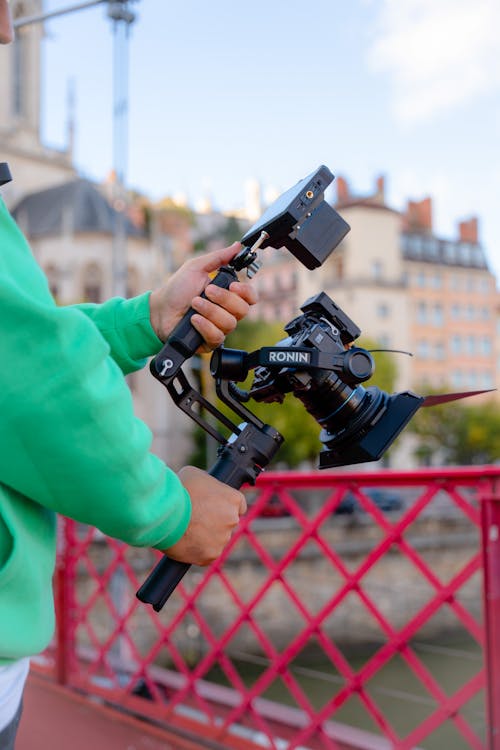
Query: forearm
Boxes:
[
  {"xmin": 1, "ymin": 293, "xmax": 190, "ymax": 549},
  {"xmin": 72, "ymin": 293, "xmax": 163, "ymax": 375}
]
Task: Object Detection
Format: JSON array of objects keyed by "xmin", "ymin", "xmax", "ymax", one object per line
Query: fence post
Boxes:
[
  {"xmin": 54, "ymin": 517, "xmax": 77, "ymax": 686},
  {"xmin": 481, "ymin": 477, "xmax": 500, "ymax": 749}
]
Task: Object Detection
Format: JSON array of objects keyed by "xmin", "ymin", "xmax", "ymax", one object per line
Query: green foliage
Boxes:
[
  {"xmin": 193, "ymin": 216, "xmax": 245, "ymax": 253},
  {"xmin": 357, "ymin": 337, "xmax": 398, "ymax": 393},
  {"xmin": 409, "ymin": 394, "xmax": 500, "ymax": 465},
  {"xmin": 222, "ymin": 216, "xmax": 243, "ymax": 245}
]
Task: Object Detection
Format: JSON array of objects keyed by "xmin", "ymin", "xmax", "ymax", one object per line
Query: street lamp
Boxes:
[{"xmin": 14, "ymin": 0, "xmax": 139, "ymax": 298}]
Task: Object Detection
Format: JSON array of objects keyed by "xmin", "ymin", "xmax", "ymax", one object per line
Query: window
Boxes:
[
  {"xmin": 459, "ymin": 243, "xmax": 472, "ymax": 265},
  {"xmin": 482, "ymin": 372, "xmax": 494, "ymax": 389},
  {"xmin": 435, "ymin": 342, "xmax": 445, "ymax": 360},
  {"xmin": 416, "ymin": 271, "xmax": 426, "ymax": 287},
  {"xmin": 417, "ymin": 340, "xmax": 430, "ymax": 359},
  {"xmin": 417, "ymin": 301, "xmax": 427, "ymax": 323},
  {"xmin": 433, "ymin": 304, "xmax": 443, "ymax": 326},
  {"xmin": 431, "ymin": 273, "xmax": 442, "ymax": 289},
  {"xmin": 378, "ymin": 334, "xmax": 391, "ymax": 348},
  {"xmin": 444, "ymin": 243, "xmax": 456, "ymax": 264},
  {"xmin": 481, "ymin": 337, "xmax": 492, "ymax": 356},
  {"xmin": 82, "ymin": 263, "xmax": 102, "ymax": 303},
  {"xmin": 126, "ymin": 267, "xmax": 140, "ymax": 298},
  {"xmin": 377, "ymin": 303, "xmax": 390, "ymax": 318},
  {"xmin": 425, "ymin": 238, "xmax": 439, "ymax": 258},
  {"xmin": 45, "ymin": 263, "xmax": 60, "ymax": 300},
  {"xmin": 372, "ymin": 260, "xmax": 383, "ymax": 280},
  {"xmin": 451, "ymin": 335, "xmax": 462, "ymax": 355},
  {"xmin": 409, "ymin": 235, "xmax": 423, "ymax": 256}
]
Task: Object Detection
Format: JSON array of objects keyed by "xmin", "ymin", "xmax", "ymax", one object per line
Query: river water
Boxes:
[{"xmin": 208, "ymin": 635, "xmax": 485, "ymax": 748}]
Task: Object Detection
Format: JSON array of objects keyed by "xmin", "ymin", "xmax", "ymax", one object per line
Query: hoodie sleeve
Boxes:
[
  {"xmin": 73, "ymin": 293, "xmax": 163, "ymax": 375},
  {"xmin": 0, "ymin": 286, "xmax": 191, "ymax": 551}
]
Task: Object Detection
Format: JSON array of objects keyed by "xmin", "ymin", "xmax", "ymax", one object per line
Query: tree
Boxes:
[
  {"xmin": 356, "ymin": 336, "xmax": 398, "ymax": 394},
  {"xmin": 408, "ymin": 395, "xmax": 500, "ymax": 465}
]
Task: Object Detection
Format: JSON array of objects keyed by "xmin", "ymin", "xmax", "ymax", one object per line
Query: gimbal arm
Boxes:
[{"xmin": 136, "ymin": 242, "xmax": 282, "ymax": 612}]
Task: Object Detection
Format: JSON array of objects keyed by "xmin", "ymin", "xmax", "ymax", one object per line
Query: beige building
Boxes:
[{"xmin": 0, "ymin": 0, "xmax": 76, "ymax": 205}]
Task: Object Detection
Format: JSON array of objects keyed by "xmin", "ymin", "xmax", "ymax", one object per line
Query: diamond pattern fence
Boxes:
[{"xmin": 37, "ymin": 466, "xmax": 500, "ymax": 750}]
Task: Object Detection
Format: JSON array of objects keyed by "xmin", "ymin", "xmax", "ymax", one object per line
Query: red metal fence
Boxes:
[{"xmin": 37, "ymin": 467, "xmax": 500, "ymax": 749}]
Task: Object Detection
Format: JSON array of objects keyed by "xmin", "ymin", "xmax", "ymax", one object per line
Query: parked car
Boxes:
[
  {"xmin": 334, "ymin": 488, "xmax": 403, "ymax": 514},
  {"xmin": 249, "ymin": 492, "xmax": 291, "ymax": 518}
]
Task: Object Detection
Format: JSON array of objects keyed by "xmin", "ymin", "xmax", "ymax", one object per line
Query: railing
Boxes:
[{"xmin": 37, "ymin": 467, "xmax": 500, "ymax": 750}]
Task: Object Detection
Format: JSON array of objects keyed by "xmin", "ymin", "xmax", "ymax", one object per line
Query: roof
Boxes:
[
  {"xmin": 401, "ymin": 230, "xmax": 489, "ymax": 270},
  {"xmin": 11, "ymin": 178, "xmax": 143, "ymax": 238},
  {"xmin": 335, "ymin": 198, "xmax": 401, "ymax": 215}
]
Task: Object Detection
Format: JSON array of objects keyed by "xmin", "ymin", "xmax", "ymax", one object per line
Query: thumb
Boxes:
[{"xmin": 194, "ymin": 242, "xmax": 242, "ymax": 273}]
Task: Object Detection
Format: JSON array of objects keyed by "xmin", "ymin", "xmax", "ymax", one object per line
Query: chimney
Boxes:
[
  {"xmin": 375, "ymin": 175, "xmax": 385, "ymax": 203},
  {"xmin": 336, "ymin": 176, "xmax": 349, "ymax": 204},
  {"xmin": 458, "ymin": 217, "xmax": 478, "ymax": 244},
  {"xmin": 405, "ymin": 197, "xmax": 433, "ymax": 232}
]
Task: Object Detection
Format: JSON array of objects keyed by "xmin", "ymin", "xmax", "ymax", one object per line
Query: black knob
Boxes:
[{"xmin": 343, "ymin": 348, "xmax": 374, "ymax": 383}]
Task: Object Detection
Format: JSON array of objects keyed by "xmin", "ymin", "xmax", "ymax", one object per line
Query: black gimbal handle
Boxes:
[
  {"xmin": 151, "ymin": 266, "xmax": 239, "ymax": 383},
  {"xmin": 136, "ymin": 423, "xmax": 283, "ymax": 611}
]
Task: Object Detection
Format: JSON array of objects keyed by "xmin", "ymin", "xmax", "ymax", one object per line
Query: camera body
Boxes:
[{"xmin": 215, "ymin": 292, "xmax": 424, "ymax": 468}]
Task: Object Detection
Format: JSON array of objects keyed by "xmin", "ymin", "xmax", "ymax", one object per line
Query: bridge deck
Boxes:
[{"xmin": 16, "ymin": 672, "xmax": 204, "ymax": 750}]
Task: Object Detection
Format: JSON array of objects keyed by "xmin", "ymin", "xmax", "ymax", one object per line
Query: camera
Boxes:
[{"xmin": 211, "ymin": 292, "xmax": 424, "ymax": 468}]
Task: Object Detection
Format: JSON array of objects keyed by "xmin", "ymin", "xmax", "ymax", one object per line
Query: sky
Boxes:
[{"xmin": 39, "ymin": 0, "xmax": 500, "ymax": 278}]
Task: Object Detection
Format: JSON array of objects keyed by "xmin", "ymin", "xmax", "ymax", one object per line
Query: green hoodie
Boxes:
[{"xmin": 0, "ymin": 197, "xmax": 191, "ymax": 663}]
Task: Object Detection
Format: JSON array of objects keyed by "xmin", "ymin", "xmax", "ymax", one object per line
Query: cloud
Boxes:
[{"xmin": 367, "ymin": 0, "xmax": 500, "ymax": 124}]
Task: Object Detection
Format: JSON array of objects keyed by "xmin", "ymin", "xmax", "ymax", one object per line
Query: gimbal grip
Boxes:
[
  {"xmin": 136, "ymin": 452, "xmax": 250, "ymax": 612},
  {"xmin": 163, "ymin": 266, "xmax": 238, "ymax": 360}
]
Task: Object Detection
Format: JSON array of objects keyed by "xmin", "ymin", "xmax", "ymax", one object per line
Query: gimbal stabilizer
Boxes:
[{"xmin": 136, "ymin": 166, "xmax": 491, "ymax": 612}]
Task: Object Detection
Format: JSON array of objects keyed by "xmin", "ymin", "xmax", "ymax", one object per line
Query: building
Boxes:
[
  {"xmin": 0, "ymin": 0, "xmax": 76, "ymax": 206},
  {"xmin": 251, "ymin": 175, "xmax": 499, "ymax": 404},
  {"xmin": 401, "ymin": 200, "xmax": 496, "ymax": 395}
]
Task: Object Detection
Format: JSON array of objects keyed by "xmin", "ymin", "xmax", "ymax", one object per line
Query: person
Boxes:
[{"xmin": 0, "ymin": 3, "xmax": 257, "ymax": 746}]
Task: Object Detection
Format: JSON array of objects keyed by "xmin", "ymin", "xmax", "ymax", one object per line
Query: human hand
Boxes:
[
  {"xmin": 163, "ymin": 466, "xmax": 247, "ymax": 566},
  {"xmin": 149, "ymin": 242, "xmax": 257, "ymax": 347}
]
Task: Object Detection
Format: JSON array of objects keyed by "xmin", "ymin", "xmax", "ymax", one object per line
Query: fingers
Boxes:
[
  {"xmin": 189, "ymin": 278, "xmax": 258, "ymax": 348},
  {"xmin": 205, "ymin": 281, "xmax": 257, "ymax": 318},
  {"xmin": 191, "ymin": 242, "xmax": 242, "ymax": 273},
  {"xmin": 191, "ymin": 313, "xmax": 233, "ymax": 350}
]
